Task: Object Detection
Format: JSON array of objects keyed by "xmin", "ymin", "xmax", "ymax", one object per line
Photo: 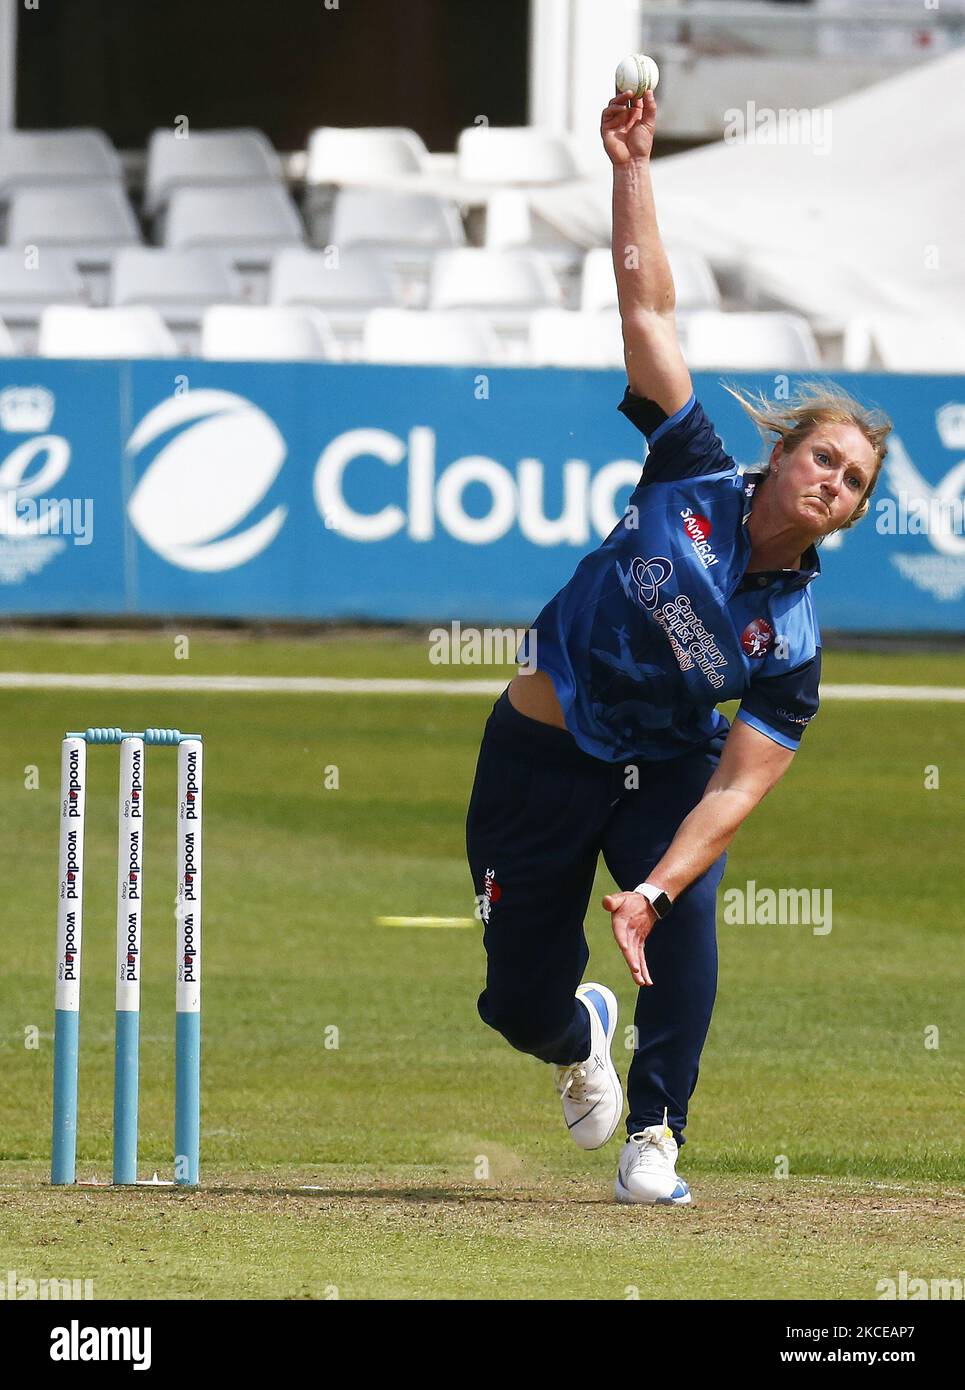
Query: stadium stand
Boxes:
[
  {"xmin": 679, "ymin": 311, "xmax": 822, "ymax": 370},
  {"xmin": 306, "ymin": 125, "xmax": 429, "ymax": 183},
  {"xmin": 7, "ymin": 184, "xmax": 140, "ymax": 303},
  {"xmin": 483, "ymin": 189, "xmax": 585, "ymax": 288},
  {"xmin": 269, "ymin": 247, "xmax": 402, "ymax": 359},
  {"xmin": 330, "ymin": 188, "xmax": 466, "ymax": 306},
  {"xmin": 108, "ymin": 248, "xmax": 244, "ymax": 355},
  {"xmin": 304, "ymin": 126, "xmax": 431, "ymax": 244},
  {"xmin": 164, "ymin": 185, "xmax": 305, "ymax": 254},
  {"xmin": 200, "ymin": 305, "xmax": 340, "ymax": 361},
  {"xmin": 428, "ymin": 248, "xmax": 564, "ymax": 361},
  {"xmin": 580, "ymin": 246, "xmax": 721, "ymax": 314},
  {"xmin": 3, "ymin": 31, "xmax": 964, "ymax": 372},
  {"xmin": 528, "ymin": 308, "xmax": 625, "ymax": 368},
  {"xmin": 457, "ymin": 126, "xmax": 581, "ymax": 184},
  {"xmin": 843, "ymin": 315, "xmax": 965, "ymax": 373},
  {"xmin": 163, "ymin": 185, "xmax": 306, "ymax": 299},
  {"xmin": 0, "ymin": 128, "xmax": 121, "ymax": 200},
  {"xmin": 38, "ymin": 305, "xmax": 178, "ymax": 358},
  {"xmin": 145, "ymin": 128, "xmax": 285, "ymax": 222},
  {"xmin": 330, "ymin": 188, "xmax": 465, "ymax": 256},
  {"xmin": 362, "ymin": 308, "xmax": 505, "ymax": 365},
  {"xmin": 0, "ymin": 249, "xmax": 87, "ymax": 353}
]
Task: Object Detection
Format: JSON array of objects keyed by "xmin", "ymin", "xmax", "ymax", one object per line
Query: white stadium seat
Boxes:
[
  {"xmin": 7, "ymin": 184, "xmax": 141, "ymax": 303},
  {"xmin": 580, "ymin": 246, "xmax": 722, "ymax": 314},
  {"xmin": 7, "ymin": 183, "xmax": 140, "ymax": 251},
  {"xmin": 331, "ymin": 188, "xmax": 465, "ymax": 254},
  {"xmin": 483, "ymin": 190, "xmax": 534, "ymax": 250},
  {"xmin": 429, "ymin": 248, "xmax": 562, "ymax": 311},
  {"xmin": 363, "ymin": 308, "xmax": 504, "ymax": 365},
  {"xmin": 580, "ymin": 248, "xmax": 619, "ymax": 314},
  {"xmin": 269, "ymin": 246, "xmax": 398, "ymax": 309},
  {"xmin": 109, "ymin": 248, "xmax": 243, "ymax": 354},
  {"xmin": 0, "ymin": 129, "xmax": 121, "ymax": 199},
  {"xmin": 164, "ymin": 186, "xmax": 305, "ymax": 255},
  {"xmin": 38, "ymin": 306, "xmax": 177, "ymax": 358},
  {"xmin": 305, "ymin": 126, "xmax": 428, "ymax": 185},
  {"xmin": 145, "ymin": 127, "xmax": 284, "ymax": 218},
  {"xmin": 841, "ymin": 319, "xmax": 874, "ymax": 371},
  {"xmin": 457, "ymin": 126, "xmax": 580, "ymax": 184},
  {"xmin": 429, "ymin": 248, "xmax": 563, "ymax": 363},
  {"xmin": 679, "ymin": 310, "xmax": 822, "ymax": 370},
  {"xmin": 269, "ymin": 247, "xmax": 400, "ymax": 359},
  {"xmin": 484, "ymin": 190, "xmax": 586, "ymax": 283},
  {"xmin": 330, "ymin": 190, "xmax": 465, "ymax": 309},
  {"xmin": 303, "ymin": 126, "xmax": 430, "ymax": 245},
  {"xmin": 528, "ymin": 309, "xmax": 625, "ymax": 368},
  {"xmin": 664, "ymin": 249, "xmax": 722, "ymax": 313},
  {"xmin": 164, "ymin": 186, "xmax": 305, "ymax": 299},
  {"xmin": 201, "ymin": 305, "xmax": 340, "ymax": 361},
  {"xmin": 843, "ymin": 315, "xmax": 965, "ymax": 373},
  {"xmin": 0, "ymin": 249, "xmax": 86, "ymax": 351},
  {"xmin": 110, "ymin": 247, "xmax": 241, "ymax": 310}
]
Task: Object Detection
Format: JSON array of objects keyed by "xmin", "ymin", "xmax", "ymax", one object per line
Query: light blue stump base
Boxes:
[
  {"xmin": 52, "ymin": 1009, "xmax": 80, "ymax": 1185},
  {"xmin": 113, "ymin": 1009, "xmax": 140, "ymax": 1184},
  {"xmin": 175, "ymin": 1011, "xmax": 200, "ymax": 1186}
]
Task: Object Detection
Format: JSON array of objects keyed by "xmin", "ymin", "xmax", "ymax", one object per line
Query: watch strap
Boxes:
[{"xmin": 632, "ymin": 881, "xmax": 673, "ymax": 918}]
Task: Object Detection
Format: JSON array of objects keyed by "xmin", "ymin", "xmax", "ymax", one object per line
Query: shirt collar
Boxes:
[{"xmin": 782, "ymin": 542, "xmax": 821, "ymax": 590}]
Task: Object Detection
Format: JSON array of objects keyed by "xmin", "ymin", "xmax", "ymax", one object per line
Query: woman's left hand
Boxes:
[{"xmin": 603, "ymin": 891, "xmax": 657, "ymax": 987}]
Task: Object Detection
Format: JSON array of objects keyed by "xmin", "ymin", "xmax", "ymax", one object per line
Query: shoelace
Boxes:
[
  {"xmin": 554, "ymin": 1061, "xmax": 589, "ymax": 1105},
  {"xmin": 628, "ymin": 1129, "xmax": 673, "ymax": 1155},
  {"xmin": 627, "ymin": 1114, "xmax": 676, "ymax": 1168}
]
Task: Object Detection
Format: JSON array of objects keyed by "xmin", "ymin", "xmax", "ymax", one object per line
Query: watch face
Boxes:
[{"xmin": 654, "ymin": 892, "xmax": 672, "ymax": 918}]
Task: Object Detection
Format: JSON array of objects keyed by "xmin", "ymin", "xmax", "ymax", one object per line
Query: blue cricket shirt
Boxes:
[{"xmin": 523, "ymin": 387, "xmax": 822, "ymax": 763}]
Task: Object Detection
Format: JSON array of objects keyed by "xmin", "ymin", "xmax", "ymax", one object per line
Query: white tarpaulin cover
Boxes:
[{"xmin": 529, "ymin": 45, "xmax": 965, "ymax": 333}]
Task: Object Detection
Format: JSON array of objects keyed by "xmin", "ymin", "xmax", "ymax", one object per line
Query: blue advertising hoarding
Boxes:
[{"xmin": 0, "ymin": 360, "xmax": 963, "ymax": 630}]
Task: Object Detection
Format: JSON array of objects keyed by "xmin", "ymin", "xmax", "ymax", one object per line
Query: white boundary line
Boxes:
[{"xmin": 0, "ymin": 672, "xmax": 964, "ymax": 700}]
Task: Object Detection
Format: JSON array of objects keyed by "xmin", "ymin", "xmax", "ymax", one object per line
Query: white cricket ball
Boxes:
[{"xmin": 615, "ymin": 53, "xmax": 660, "ymax": 97}]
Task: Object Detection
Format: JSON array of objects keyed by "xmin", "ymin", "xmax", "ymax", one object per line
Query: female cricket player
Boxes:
[{"xmin": 465, "ymin": 86, "xmax": 892, "ymax": 1204}]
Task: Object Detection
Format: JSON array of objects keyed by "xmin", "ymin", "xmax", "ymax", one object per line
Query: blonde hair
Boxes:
[{"xmin": 721, "ymin": 378, "xmax": 892, "ymax": 533}]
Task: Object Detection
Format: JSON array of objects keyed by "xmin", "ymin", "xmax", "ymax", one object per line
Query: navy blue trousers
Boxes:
[{"xmin": 466, "ymin": 688, "xmax": 727, "ymax": 1146}]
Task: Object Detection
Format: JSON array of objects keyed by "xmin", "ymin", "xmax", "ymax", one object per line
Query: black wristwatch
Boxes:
[{"xmin": 633, "ymin": 881, "xmax": 673, "ymax": 919}]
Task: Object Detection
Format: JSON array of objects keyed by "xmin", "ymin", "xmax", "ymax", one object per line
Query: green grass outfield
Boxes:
[{"xmin": 0, "ymin": 630, "xmax": 963, "ymax": 1300}]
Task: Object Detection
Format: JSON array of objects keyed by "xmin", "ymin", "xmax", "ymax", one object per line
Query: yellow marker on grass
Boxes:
[{"xmin": 376, "ymin": 916, "xmax": 476, "ymax": 928}]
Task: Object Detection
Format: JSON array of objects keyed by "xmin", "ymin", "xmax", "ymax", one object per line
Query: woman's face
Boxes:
[{"xmin": 769, "ymin": 422, "xmax": 878, "ymax": 538}]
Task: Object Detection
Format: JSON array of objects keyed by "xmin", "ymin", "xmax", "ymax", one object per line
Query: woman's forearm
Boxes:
[
  {"xmin": 646, "ymin": 787, "xmax": 759, "ymax": 902},
  {"xmin": 612, "ymin": 157, "xmax": 675, "ymax": 317}
]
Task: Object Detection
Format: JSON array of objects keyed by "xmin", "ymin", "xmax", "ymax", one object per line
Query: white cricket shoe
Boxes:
[
  {"xmin": 553, "ymin": 983, "xmax": 623, "ymax": 1150},
  {"xmin": 615, "ymin": 1110, "xmax": 692, "ymax": 1204}
]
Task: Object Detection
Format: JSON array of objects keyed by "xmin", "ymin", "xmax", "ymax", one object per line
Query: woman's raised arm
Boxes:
[{"xmin": 602, "ymin": 89, "xmax": 693, "ymax": 415}]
